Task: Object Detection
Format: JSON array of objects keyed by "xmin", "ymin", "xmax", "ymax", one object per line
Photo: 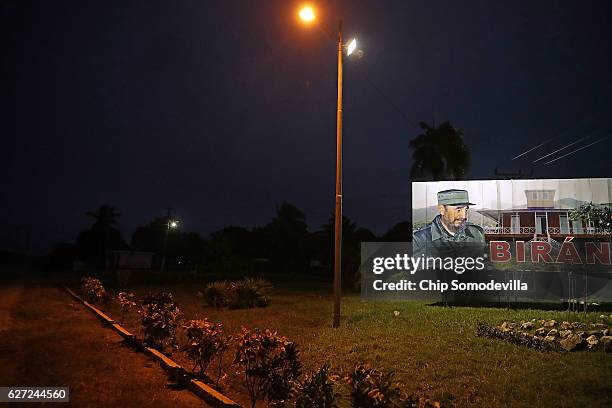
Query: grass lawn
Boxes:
[
  {"xmin": 0, "ymin": 283, "xmax": 206, "ymax": 407},
  {"xmin": 95, "ymin": 280, "xmax": 612, "ymax": 408}
]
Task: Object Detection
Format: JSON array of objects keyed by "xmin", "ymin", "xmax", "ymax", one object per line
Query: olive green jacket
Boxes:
[{"xmin": 412, "ymin": 215, "xmax": 485, "ymax": 256}]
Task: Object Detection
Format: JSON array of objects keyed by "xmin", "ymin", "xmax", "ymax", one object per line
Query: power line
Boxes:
[
  {"xmin": 511, "ymin": 140, "xmax": 549, "ymax": 160},
  {"xmin": 543, "ymin": 138, "xmax": 607, "ymax": 165},
  {"xmin": 511, "ymin": 111, "xmax": 606, "ymax": 162},
  {"xmin": 532, "ymin": 136, "xmax": 589, "ymax": 163}
]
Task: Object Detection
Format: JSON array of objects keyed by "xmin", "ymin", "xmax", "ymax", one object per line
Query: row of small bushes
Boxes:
[
  {"xmin": 131, "ymin": 291, "xmax": 447, "ymax": 408},
  {"xmin": 80, "ymin": 276, "xmax": 272, "ymax": 310},
  {"xmin": 81, "ymin": 279, "xmax": 447, "ymax": 407},
  {"xmin": 202, "ymin": 277, "xmax": 272, "ymax": 309}
]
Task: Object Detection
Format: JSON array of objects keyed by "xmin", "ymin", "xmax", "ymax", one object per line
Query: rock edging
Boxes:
[
  {"xmin": 64, "ymin": 286, "xmax": 241, "ymax": 408},
  {"xmin": 477, "ymin": 319, "xmax": 612, "ymax": 352}
]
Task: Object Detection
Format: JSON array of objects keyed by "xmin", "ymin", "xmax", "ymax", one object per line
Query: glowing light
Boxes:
[
  {"xmin": 299, "ymin": 6, "xmax": 315, "ymax": 23},
  {"xmin": 347, "ymin": 38, "xmax": 357, "ymax": 56},
  {"xmin": 169, "ymin": 220, "xmax": 178, "ymax": 228}
]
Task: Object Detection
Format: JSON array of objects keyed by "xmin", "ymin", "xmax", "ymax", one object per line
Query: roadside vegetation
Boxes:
[{"xmin": 78, "ymin": 278, "xmax": 612, "ymax": 408}]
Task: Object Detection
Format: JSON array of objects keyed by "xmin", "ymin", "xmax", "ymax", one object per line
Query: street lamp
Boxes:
[
  {"xmin": 346, "ymin": 38, "xmax": 357, "ymax": 56},
  {"xmin": 298, "ymin": 5, "xmax": 315, "ymax": 23},
  {"xmin": 160, "ymin": 218, "xmax": 179, "ymax": 274},
  {"xmin": 299, "ymin": 5, "xmax": 359, "ymax": 328}
]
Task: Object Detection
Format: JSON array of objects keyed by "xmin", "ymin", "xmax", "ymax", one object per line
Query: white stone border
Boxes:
[{"xmin": 64, "ymin": 286, "xmax": 241, "ymax": 408}]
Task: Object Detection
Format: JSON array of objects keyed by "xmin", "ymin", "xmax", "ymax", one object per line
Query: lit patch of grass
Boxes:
[{"xmin": 99, "ymin": 283, "xmax": 612, "ymax": 407}]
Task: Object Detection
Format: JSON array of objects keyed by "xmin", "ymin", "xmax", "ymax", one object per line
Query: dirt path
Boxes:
[
  {"xmin": 0, "ymin": 283, "xmax": 208, "ymax": 407},
  {"xmin": 0, "ymin": 284, "xmax": 24, "ymax": 332}
]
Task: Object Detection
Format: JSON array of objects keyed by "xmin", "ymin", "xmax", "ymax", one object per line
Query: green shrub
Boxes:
[
  {"xmin": 345, "ymin": 363, "xmax": 402, "ymax": 408},
  {"xmin": 117, "ymin": 291, "xmax": 136, "ymax": 325},
  {"xmin": 138, "ymin": 292, "xmax": 181, "ymax": 351},
  {"xmin": 203, "ymin": 281, "xmax": 231, "ymax": 308},
  {"xmin": 293, "ymin": 363, "xmax": 339, "ymax": 408},
  {"xmin": 202, "ymin": 277, "xmax": 272, "ymax": 309},
  {"xmin": 227, "ymin": 277, "xmax": 272, "ymax": 309},
  {"xmin": 234, "ymin": 327, "xmax": 301, "ymax": 408},
  {"xmin": 345, "ymin": 362, "xmax": 451, "ymax": 408},
  {"xmin": 182, "ymin": 319, "xmax": 231, "ymax": 385},
  {"xmin": 80, "ymin": 276, "xmax": 106, "ymax": 303}
]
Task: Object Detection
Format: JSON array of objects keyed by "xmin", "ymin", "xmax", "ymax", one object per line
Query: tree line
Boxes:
[
  {"xmin": 48, "ymin": 202, "xmax": 412, "ymax": 287},
  {"xmin": 47, "ymin": 120, "xmax": 469, "ymax": 286}
]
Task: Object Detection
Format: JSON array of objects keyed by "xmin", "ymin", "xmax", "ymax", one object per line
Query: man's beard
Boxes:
[
  {"xmin": 453, "ymin": 220, "xmax": 467, "ymax": 234},
  {"xmin": 442, "ymin": 218, "xmax": 467, "ymax": 235}
]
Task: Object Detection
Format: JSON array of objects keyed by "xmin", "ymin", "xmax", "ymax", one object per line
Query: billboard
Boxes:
[
  {"xmin": 411, "ymin": 178, "xmax": 612, "ymax": 302},
  {"xmin": 359, "ymin": 178, "xmax": 612, "ymax": 304}
]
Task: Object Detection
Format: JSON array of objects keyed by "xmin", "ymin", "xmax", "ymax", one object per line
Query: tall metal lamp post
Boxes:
[{"xmin": 299, "ymin": 5, "xmax": 359, "ymax": 328}]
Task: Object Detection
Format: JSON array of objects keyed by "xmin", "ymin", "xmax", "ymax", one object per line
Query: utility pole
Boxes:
[{"xmin": 160, "ymin": 207, "xmax": 172, "ymax": 274}]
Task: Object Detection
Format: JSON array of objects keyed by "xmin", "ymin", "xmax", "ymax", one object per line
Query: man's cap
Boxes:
[{"xmin": 437, "ymin": 189, "xmax": 475, "ymax": 206}]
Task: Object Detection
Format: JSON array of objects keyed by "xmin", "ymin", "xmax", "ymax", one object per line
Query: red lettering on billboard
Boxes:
[
  {"xmin": 490, "ymin": 241, "xmax": 511, "ymax": 262},
  {"xmin": 556, "ymin": 238, "xmax": 582, "ymax": 264},
  {"xmin": 585, "ymin": 242, "xmax": 611, "ymax": 265},
  {"xmin": 516, "ymin": 241, "xmax": 525, "ymax": 262},
  {"xmin": 531, "ymin": 241, "xmax": 553, "ymax": 263}
]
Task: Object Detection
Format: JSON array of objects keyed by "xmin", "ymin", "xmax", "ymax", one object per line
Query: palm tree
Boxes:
[
  {"xmin": 409, "ymin": 121, "xmax": 470, "ymax": 181},
  {"xmin": 267, "ymin": 202, "xmax": 310, "ymax": 273},
  {"xmin": 269, "ymin": 202, "xmax": 308, "ymax": 234},
  {"xmin": 77, "ymin": 205, "xmax": 126, "ymax": 269},
  {"xmin": 85, "ymin": 204, "xmax": 121, "ymax": 228}
]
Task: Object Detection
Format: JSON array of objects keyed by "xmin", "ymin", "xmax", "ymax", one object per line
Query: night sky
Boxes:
[{"xmin": 2, "ymin": 0, "xmax": 611, "ymax": 253}]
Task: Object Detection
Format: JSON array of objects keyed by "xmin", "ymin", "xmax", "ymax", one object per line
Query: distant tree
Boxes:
[
  {"xmin": 354, "ymin": 227, "xmax": 377, "ymax": 243},
  {"xmin": 249, "ymin": 226, "xmax": 271, "ymax": 259},
  {"xmin": 85, "ymin": 205, "xmax": 121, "ymax": 228},
  {"xmin": 270, "ymin": 202, "xmax": 309, "ymax": 232},
  {"xmin": 206, "ymin": 226, "xmax": 258, "ymax": 276},
  {"xmin": 209, "ymin": 226, "xmax": 255, "ymax": 260},
  {"xmin": 381, "ymin": 221, "xmax": 413, "ymax": 242},
  {"xmin": 315, "ymin": 214, "xmax": 376, "ymax": 289},
  {"xmin": 266, "ymin": 202, "xmax": 311, "ymax": 273},
  {"xmin": 409, "ymin": 121, "xmax": 470, "ymax": 181},
  {"xmin": 131, "ymin": 217, "xmax": 167, "ymax": 253},
  {"xmin": 132, "ymin": 218, "xmax": 208, "ymax": 268},
  {"xmin": 318, "ymin": 215, "xmax": 376, "ymax": 250},
  {"xmin": 76, "ymin": 204, "xmax": 127, "ymax": 269},
  {"xmin": 176, "ymin": 232, "xmax": 208, "ymax": 266}
]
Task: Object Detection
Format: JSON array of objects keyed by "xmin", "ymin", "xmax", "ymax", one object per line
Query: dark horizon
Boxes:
[{"xmin": 2, "ymin": 0, "xmax": 611, "ymax": 253}]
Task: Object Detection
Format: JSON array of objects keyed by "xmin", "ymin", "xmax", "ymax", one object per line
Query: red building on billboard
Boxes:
[{"xmin": 478, "ymin": 189, "xmax": 611, "ymax": 240}]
